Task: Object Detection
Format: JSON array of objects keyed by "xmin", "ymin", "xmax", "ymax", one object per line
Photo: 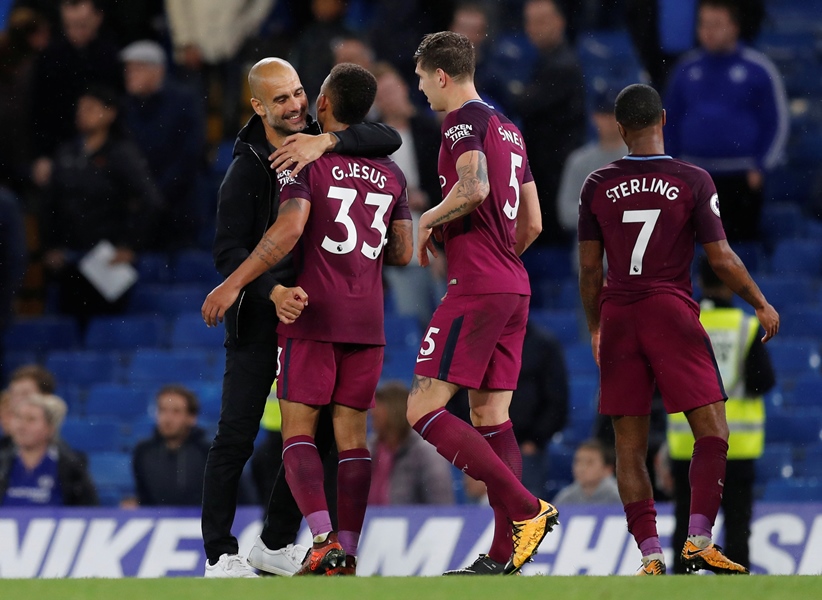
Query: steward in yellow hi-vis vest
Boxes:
[{"xmin": 668, "ymin": 257, "xmax": 776, "ymax": 574}]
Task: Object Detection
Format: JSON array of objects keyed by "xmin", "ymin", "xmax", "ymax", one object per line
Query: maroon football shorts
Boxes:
[
  {"xmin": 598, "ymin": 293, "xmax": 726, "ymax": 416},
  {"xmin": 413, "ymin": 293, "xmax": 529, "ymax": 390},
  {"xmin": 277, "ymin": 337, "xmax": 383, "ymax": 410}
]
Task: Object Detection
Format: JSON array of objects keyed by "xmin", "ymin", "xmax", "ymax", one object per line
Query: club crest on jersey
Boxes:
[
  {"xmin": 444, "ymin": 123, "xmax": 473, "ymax": 148},
  {"xmin": 710, "ymin": 193, "xmax": 721, "ymax": 217}
]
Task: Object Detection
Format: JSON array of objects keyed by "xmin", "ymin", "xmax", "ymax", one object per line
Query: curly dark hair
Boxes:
[{"xmin": 324, "ymin": 62, "xmax": 377, "ymax": 125}]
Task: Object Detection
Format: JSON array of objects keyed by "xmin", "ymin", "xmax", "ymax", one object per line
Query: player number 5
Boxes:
[
  {"xmin": 622, "ymin": 209, "xmax": 660, "ymax": 275},
  {"xmin": 503, "ymin": 152, "xmax": 524, "ymax": 220}
]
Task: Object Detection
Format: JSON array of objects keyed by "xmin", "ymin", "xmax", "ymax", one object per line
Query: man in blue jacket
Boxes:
[{"xmin": 664, "ymin": 0, "xmax": 789, "ymax": 242}]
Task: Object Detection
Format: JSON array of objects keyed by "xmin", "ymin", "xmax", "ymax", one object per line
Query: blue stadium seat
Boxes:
[
  {"xmin": 2, "ymin": 351, "xmax": 38, "ymax": 380},
  {"xmin": 3, "ymin": 317, "xmax": 80, "ymax": 354},
  {"xmin": 170, "ymin": 313, "xmax": 225, "ymax": 349},
  {"xmin": 182, "ymin": 380, "xmax": 223, "ymax": 422},
  {"xmin": 45, "ymin": 350, "xmax": 119, "ymax": 387},
  {"xmin": 765, "ymin": 409, "xmax": 822, "ymax": 445},
  {"xmin": 88, "ymin": 451, "xmax": 134, "ymax": 506},
  {"xmin": 172, "ymin": 250, "xmax": 223, "ymax": 286},
  {"xmin": 54, "ymin": 384, "xmax": 82, "ymax": 411},
  {"xmin": 568, "ymin": 377, "xmax": 598, "ymax": 414},
  {"xmin": 521, "ymin": 246, "xmax": 574, "ymax": 283},
  {"xmin": 554, "ymin": 279, "xmax": 581, "ymax": 310},
  {"xmin": 766, "ymin": 338, "xmax": 821, "ymax": 382},
  {"xmin": 120, "ymin": 415, "xmax": 156, "ymax": 451},
  {"xmin": 564, "ymin": 342, "xmax": 599, "ymax": 378},
  {"xmin": 794, "ymin": 445, "xmax": 822, "ymax": 478},
  {"xmin": 380, "ymin": 345, "xmax": 417, "ymax": 385},
  {"xmin": 545, "ymin": 441, "xmax": 575, "ymax": 483},
  {"xmin": 755, "ymin": 443, "xmax": 793, "ymax": 483},
  {"xmin": 780, "ymin": 305, "xmax": 822, "ymax": 339},
  {"xmin": 761, "ymin": 478, "xmax": 822, "ymax": 502},
  {"xmin": 753, "ymin": 275, "xmax": 815, "ymax": 311},
  {"xmin": 134, "ymin": 252, "xmax": 172, "ymax": 284},
  {"xmin": 127, "ymin": 283, "xmax": 213, "ymax": 317},
  {"xmin": 769, "ymin": 239, "xmax": 822, "ymax": 277},
  {"xmin": 85, "ymin": 315, "xmax": 166, "ymax": 351},
  {"xmin": 785, "ymin": 373, "xmax": 822, "ymax": 409},
  {"xmin": 384, "ymin": 315, "xmax": 422, "ymax": 348},
  {"xmin": 84, "ymin": 383, "xmax": 153, "ymax": 420},
  {"xmin": 125, "ymin": 349, "xmax": 218, "ymax": 383},
  {"xmin": 61, "ymin": 418, "xmax": 121, "ymax": 453},
  {"xmin": 529, "ymin": 309, "xmax": 580, "ymax": 345},
  {"xmin": 760, "ymin": 203, "xmax": 804, "ymax": 245}
]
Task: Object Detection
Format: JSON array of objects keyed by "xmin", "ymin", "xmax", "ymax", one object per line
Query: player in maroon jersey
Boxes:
[
  {"xmin": 407, "ymin": 31, "xmax": 555, "ymax": 576},
  {"xmin": 202, "ymin": 63, "xmax": 413, "ymax": 576},
  {"xmin": 578, "ymin": 83, "xmax": 779, "ymax": 576}
]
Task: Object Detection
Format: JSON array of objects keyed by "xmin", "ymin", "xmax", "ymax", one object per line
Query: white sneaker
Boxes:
[
  {"xmin": 204, "ymin": 553, "xmax": 259, "ymax": 578},
  {"xmin": 246, "ymin": 536, "xmax": 309, "ymax": 576}
]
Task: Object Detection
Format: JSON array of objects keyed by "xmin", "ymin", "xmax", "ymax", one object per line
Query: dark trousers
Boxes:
[
  {"xmin": 201, "ymin": 341, "xmax": 336, "ymax": 562},
  {"xmin": 671, "ymin": 458, "xmax": 756, "ymax": 573},
  {"xmin": 713, "ymin": 174, "xmax": 764, "ymax": 243}
]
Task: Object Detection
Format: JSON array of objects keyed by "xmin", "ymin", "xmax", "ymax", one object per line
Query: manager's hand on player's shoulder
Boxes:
[
  {"xmin": 269, "ymin": 133, "xmax": 336, "ymax": 177},
  {"xmin": 270, "ymin": 284, "xmax": 309, "ymax": 324},
  {"xmin": 756, "ymin": 303, "xmax": 779, "ymax": 343},
  {"xmin": 201, "ymin": 281, "xmax": 242, "ymax": 327}
]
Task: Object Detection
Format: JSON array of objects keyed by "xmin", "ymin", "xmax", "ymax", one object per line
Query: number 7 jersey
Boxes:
[
  {"xmin": 278, "ymin": 154, "xmax": 410, "ymax": 344},
  {"xmin": 437, "ymin": 100, "xmax": 533, "ymax": 296},
  {"xmin": 578, "ymin": 155, "xmax": 726, "ymax": 305}
]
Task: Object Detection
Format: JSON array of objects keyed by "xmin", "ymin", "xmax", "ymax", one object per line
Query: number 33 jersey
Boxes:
[
  {"xmin": 278, "ymin": 154, "xmax": 410, "ymax": 345},
  {"xmin": 578, "ymin": 155, "xmax": 726, "ymax": 306}
]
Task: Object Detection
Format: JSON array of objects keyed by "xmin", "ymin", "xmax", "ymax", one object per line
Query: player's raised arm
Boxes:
[
  {"xmin": 703, "ymin": 239, "xmax": 779, "ymax": 342},
  {"xmin": 514, "ymin": 181, "xmax": 542, "ymax": 255},
  {"xmin": 202, "ymin": 198, "xmax": 311, "ymax": 326}
]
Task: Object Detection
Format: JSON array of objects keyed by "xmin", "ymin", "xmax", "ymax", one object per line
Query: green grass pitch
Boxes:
[{"xmin": 3, "ymin": 576, "xmax": 821, "ymax": 600}]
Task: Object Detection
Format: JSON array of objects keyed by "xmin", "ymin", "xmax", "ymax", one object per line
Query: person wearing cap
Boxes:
[
  {"xmin": 556, "ymin": 86, "xmax": 627, "ymax": 243},
  {"xmin": 121, "ymin": 39, "xmax": 206, "ymax": 249}
]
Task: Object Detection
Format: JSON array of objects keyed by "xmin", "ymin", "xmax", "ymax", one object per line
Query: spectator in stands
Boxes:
[
  {"xmin": 29, "ymin": 0, "xmax": 122, "ymax": 168},
  {"xmin": 368, "ymin": 381, "xmax": 454, "ymax": 505},
  {"xmin": 552, "ymin": 438, "xmax": 621, "ymax": 505},
  {"xmin": 510, "ymin": 0, "xmax": 586, "ymax": 246},
  {"xmin": 332, "ymin": 34, "xmax": 375, "ymax": 71},
  {"xmin": 557, "ymin": 85, "xmax": 626, "ymax": 241},
  {"xmin": 449, "ymin": 321, "xmax": 569, "ymax": 496},
  {"xmin": 625, "ymin": 0, "xmax": 765, "ymax": 90},
  {"xmin": 2, "ymin": 363, "xmax": 57, "ymax": 448},
  {"xmin": 663, "ymin": 0, "xmax": 788, "ymax": 242},
  {"xmin": 667, "ymin": 257, "xmax": 775, "ymax": 573},
  {"xmin": 448, "ymin": 2, "xmax": 503, "ymax": 110},
  {"xmin": 132, "ymin": 384, "xmax": 211, "ymax": 506},
  {"xmin": 371, "ymin": 61, "xmax": 446, "ymax": 326},
  {"xmin": 121, "ymin": 39, "xmax": 206, "ymax": 250},
  {"xmin": 165, "ymin": 0, "xmax": 274, "ymax": 144},
  {"xmin": 289, "ymin": 0, "xmax": 352, "ymax": 104},
  {"xmin": 39, "ymin": 84, "xmax": 162, "ymax": 328},
  {"xmin": 0, "ymin": 7, "xmax": 50, "ymax": 193},
  {"xmin": 0, "ymin": 187, "xmax": 27, "ymax": 371},
  {"xmin": 0, "ymin": 393, "xmax": 98, "ymax": 506}
]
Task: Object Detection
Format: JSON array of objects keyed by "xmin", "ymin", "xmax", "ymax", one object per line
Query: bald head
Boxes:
[
  {"xmin": 248, "ymin": 57, "xmax": 309, "ymax": 144},
  {"xmin": 248, "ymin": 57, "xmax": 297, "ymax": 100}
]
